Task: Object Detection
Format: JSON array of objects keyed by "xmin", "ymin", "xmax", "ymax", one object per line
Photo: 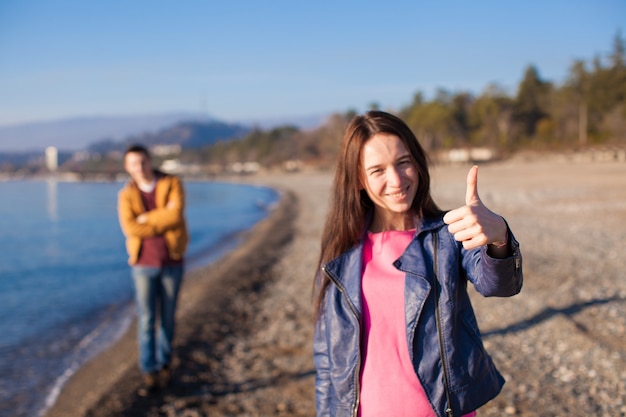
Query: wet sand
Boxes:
[{"xmin": 45, "ymin": 158, "xmax": 626, "ymax": 417}]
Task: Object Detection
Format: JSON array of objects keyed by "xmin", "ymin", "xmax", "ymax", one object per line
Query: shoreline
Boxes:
[
  {"xmin": 27, "ymin": 180, "xmax": 280, "ymax": 417},
  {"xmin": 44, "ymin": 176, "xmax": 306, "ymax": 417},
  {"xmin": 38, "ymin": 227, "xmax": 250, "ymax": 417}
]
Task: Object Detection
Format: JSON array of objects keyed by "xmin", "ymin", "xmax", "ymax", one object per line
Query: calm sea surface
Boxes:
[{"xmin": 0, "ymin": 179, "xmax": 279, "ymax": 417}]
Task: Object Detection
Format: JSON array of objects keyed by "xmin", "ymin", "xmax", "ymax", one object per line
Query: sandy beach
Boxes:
[{"xmin": 45, "ymin": 158, "xmax": 626, "ymax": 417}]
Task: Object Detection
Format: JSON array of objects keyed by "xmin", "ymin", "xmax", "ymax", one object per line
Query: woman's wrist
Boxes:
[{"xmin": 489, "ymin": 230, "xmax": 508, "ymax": 248}]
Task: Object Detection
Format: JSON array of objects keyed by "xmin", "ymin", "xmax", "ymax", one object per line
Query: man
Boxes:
[{"xmin": 117, "ymin": 144, "xmax": 189, "ymax": 396}]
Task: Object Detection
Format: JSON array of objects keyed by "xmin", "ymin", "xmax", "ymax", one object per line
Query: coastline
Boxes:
[{"xmin": 44, "ymin": 171, "xmax": 319, "ymax": 417}]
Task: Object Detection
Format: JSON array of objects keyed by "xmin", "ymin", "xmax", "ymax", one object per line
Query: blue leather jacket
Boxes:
[{"xmin": 314, "ymin": 216, "xmax": 523, "ymax": 417}]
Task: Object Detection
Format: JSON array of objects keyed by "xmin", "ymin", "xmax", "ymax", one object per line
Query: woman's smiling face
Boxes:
[{"xmin": 360, "ymin": 133, "xmax": 418, "ymax": 231}]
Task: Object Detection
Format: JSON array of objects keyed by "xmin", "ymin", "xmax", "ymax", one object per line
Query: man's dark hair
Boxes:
[{"xmin": 124, "ymin": 144, "xmax": 151, "ymax": 158}]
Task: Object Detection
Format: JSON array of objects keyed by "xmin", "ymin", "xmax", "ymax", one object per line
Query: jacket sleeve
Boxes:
[
  {"xmin": 117, "ymin": 188, "xmax": 158, "ymax": 238},
  {"xmin": 462, "ymin": 224, "xmax": 523, "ymax": 297},
  {"xmin": 314, "ymin": 305, "xmax": 331, "ymax": 416},
  {"xmin": 143, "ymin": 176, "xmax": 186, "ymax": 234}
]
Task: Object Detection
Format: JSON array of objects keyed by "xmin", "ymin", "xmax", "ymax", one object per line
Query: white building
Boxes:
[{"xmin": 45, "ymin": 146, "xmax": 58, "ymax": 172}]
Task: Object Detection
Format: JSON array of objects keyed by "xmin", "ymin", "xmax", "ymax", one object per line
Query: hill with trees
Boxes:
[
  {"xmin": 191, "ymin": 33, "xmax": 625, "ymax": 170},
  {"xmin": 398, "ymin": 33, "xmax": 626, "ymax": 155}
]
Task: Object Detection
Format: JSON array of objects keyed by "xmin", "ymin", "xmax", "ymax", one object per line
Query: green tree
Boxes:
[
  {"xmin": 514, "ymin": 65, "xmax": 552, "ymax": 139},
  {"xmin": 582, "ymin": 33, "xmax": 626, "ymax": 143},
  {"xmin": 469, "ymin": 84, "xmax": 514, "ymax": 149},
  {"xmin": 566, "ymin": 60, "xmax": 589, "ymax": 146},
  {"xmin": 402, "ymin": 89, "xmax": 467, "ymax": 150}
]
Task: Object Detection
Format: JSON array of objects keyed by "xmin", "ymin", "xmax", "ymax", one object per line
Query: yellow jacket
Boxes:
[{"xmin": 117, "ymin": 173, "xmax": 189, "ymax": 265}]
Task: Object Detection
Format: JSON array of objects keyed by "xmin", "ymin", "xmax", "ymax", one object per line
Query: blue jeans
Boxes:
[{"xmin": 131, "ymin": 264, "xmax": 184, "ymax": 374}]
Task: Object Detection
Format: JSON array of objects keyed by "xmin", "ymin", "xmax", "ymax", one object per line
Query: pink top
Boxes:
[{"xmin": 359, "ymin": 230, "xmax": 476, "ymax": 417}]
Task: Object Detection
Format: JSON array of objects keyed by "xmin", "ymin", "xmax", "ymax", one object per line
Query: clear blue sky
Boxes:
[{"xmin": 0, "ymin": 0, "xmax": 624, "ymax": 126}]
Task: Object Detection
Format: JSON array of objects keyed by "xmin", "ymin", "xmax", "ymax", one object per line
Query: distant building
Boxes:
[
  {"xmin": 442, "ymin": 147, "xmax": 495, "ymax": 164},
  {"xmin": 72, "ymin": 150, "xmax": 91, "ymax": 162},
  {"xmin": 45, "ymin": 146, "xmax": 58, "ymax": 172},
  {"xmin": 152, "ymin": 144, "xmax": 182, "ymax": 156}
]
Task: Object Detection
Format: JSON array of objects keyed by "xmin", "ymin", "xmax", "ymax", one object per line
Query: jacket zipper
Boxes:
[
  {"xmin": 433, "ymin": 235, "xmax": 454, "ymax": 417},
  {"xmin": 322, "ymin": 266, "xmax": 361, "ymax": 417}
]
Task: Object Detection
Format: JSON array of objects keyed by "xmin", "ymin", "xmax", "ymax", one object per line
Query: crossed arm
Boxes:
[{"xmin": 118, "ymin": 177, "xmax": 186, "ymax": 238}]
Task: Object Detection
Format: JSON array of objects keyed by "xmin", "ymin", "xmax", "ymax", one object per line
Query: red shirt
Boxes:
[{"xmin": 136, "ymin": 188, "xmax": 182, "ymax": 267}]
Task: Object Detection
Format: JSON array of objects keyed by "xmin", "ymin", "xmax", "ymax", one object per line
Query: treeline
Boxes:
[
  {"xmin": 401, "ymin": 33, "xmax": 626, "ymax": 154},
  {"xmin": 191, "ymin": 33, "xmax": 626, "ymax": 168}
]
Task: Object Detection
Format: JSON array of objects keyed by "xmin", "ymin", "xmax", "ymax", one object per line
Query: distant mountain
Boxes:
[
  {"xmin": 0, "ymin": 112, "xmax": 328, "ymax": 153},
  {"xmin": 240, "ymin": 113, "xmax": 327, "ymax": 130},
  {"xmin": 88, "ymin": 120, "xmax": 251, "ymax": 153},
  {"xmin": 0, "ymin": 112, "xmax": 213, "ymax": 152}
]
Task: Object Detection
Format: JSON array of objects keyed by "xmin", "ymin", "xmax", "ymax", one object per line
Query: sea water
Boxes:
[{"xmin": 0, "ymin": 178, "xmax": 279, "ymax": 417}]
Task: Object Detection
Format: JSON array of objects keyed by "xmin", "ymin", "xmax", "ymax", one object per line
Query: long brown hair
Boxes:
[{"xmin": 314, "ymin": 110, "xmax": 442, "ymax": 316}]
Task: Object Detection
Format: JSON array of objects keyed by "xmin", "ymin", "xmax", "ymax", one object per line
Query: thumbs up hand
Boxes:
[{"xmin": 442, "ymin": 166, "xmax": 508, "ymax": 251}]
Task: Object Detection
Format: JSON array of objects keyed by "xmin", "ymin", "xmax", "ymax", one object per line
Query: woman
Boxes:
[{"xmin": 313, "ymin": 111, "xmax": 523, "ymax": 417}]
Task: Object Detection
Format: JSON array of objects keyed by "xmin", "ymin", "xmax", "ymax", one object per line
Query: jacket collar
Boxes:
[
  {"xmin": 323, "ymin": 213, "xmax": 446, "ymax": 317},
  {"xmin": 126, "ymin": 170, "xmax": 165, "ymax": 188},
  {"xmin": 415, "ymin": 214, "xmax": 446, "ymax": 236}
]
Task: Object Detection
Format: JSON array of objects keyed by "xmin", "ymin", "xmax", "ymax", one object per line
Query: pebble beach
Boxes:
[{"xmin": 45, "ymin": 158, "xmax": 626, "ymax": 417}]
